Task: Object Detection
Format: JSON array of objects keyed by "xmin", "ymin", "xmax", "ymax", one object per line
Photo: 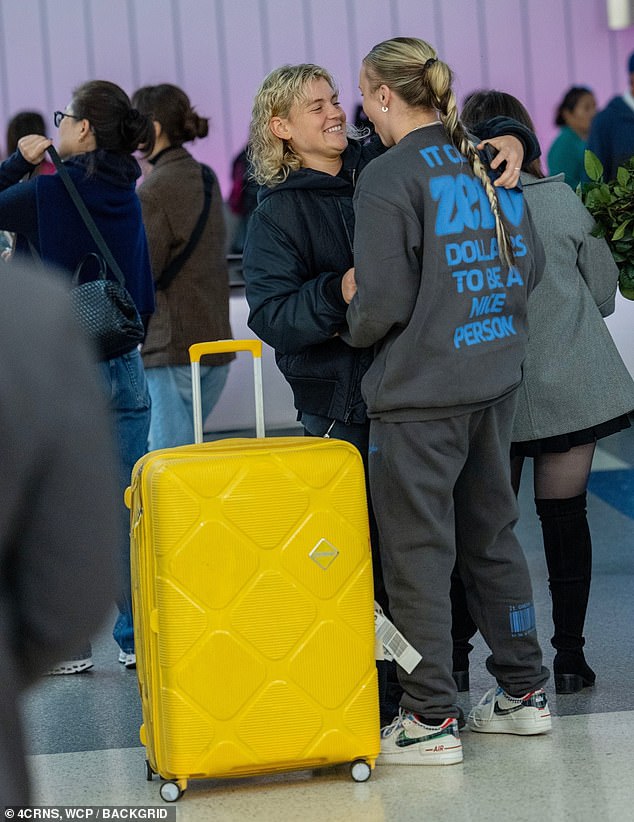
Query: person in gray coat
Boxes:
[
  {"xmin": 453, "ymin": 90, "xmax": 634, "ymax": 695},
  {"xmin": 0, "ymin": 260, "xmax": 120, "ymax": 804}
]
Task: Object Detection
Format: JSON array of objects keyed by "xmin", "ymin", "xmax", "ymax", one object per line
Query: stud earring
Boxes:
[{"xmin": 381, "ymin": 105, "xmax": 388, "ymax": 113}]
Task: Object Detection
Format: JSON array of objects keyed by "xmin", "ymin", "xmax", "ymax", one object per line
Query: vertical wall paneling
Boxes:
[
  {"xmin": 132, "ymin": 0, "xmax": 180, "ymax": 92},
  {"xmin": 438, "ymin": 1, "xmax": 483, "ymax": 103},
  {"xmin": 258, "ymin": 0, "xmax": 272, "ymax": 70},
  {"xmin": 475, "ymin": 0, "xmax": 491, "ymax": 89},
  {"xmin": 2, "ymin": 0, "xmax": 49, "ymax": 135},
  {"xmin": 125, "ymin": 0, "xmax": 140, "ymax": 92},
  {"xmin": 346, "ymin": 0, "xmax": 395, "ymax": 128},
  {"xmin": 169, "ymin": 0, "xmax": 185, "ymax": 87},
  {"xmin": 0, "ymin": 0, "xmax": 630, "ymax": 187},
  {"xmin": 0, "ymin": 4, "xmax": 10, "ymax": 124},
  {"xmin": 212, "ymin": 0, "xmax": 234, "ymax": 170},
  {"xmin": 44, "ymin": 0, "xmax": 92, "ymax": 127},
  {"xmin": 562, "ymin": 0, "xmax": 576, "ymax": 86},
  {"xmin": 344, "ymin": 0, "xmax": 360, "ymax": 94},
  {"xmin": 389, "ymin": 0, "xmax": 400, "ymax": 35},
  {"xmin": 83, "ymin": 0, "xmax": 96, "ymax": 79},
  {"xmin": 219, "ymin": 0, "xmax": 269, "ymax": 183},
  {"xmin": 88, "ymin": 0, "xmax": 134, "ymax": 90},
  {"xmin": 37, "ymin": 0, "xmax": 53, "ymax": 116},
  {"xmin": 301, "ymin": 0, "xmax": 353, "ymax": 114},
  {"xmin": 175, "ymin": 3, "xmax": 230, "ymax": 181},
  {"xmin": 301, "ymin": 0, "xmax": 315, "ymax": 62},
  {"xmin": 518, "ymin": 1, "xmax": 536, "ymax": 119}
]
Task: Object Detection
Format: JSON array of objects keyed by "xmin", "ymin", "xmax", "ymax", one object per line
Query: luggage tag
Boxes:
[{"xmin": 374, "ymin": 602, "xmax": 422, "ymax": 674}]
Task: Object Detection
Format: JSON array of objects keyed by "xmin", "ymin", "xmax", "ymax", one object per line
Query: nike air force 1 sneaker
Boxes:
[
  {"xmin": 468, "ymin": 686, "xmax": 552, "ymax": 735},
  {"xmin": 378, "ymin": 710, "xmax": 463, "ymax": 765}
]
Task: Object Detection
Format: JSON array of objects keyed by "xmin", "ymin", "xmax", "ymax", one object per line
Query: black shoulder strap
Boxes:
[
  {"xmin": 47, "ymin": 146, "xmax": 126, "ymax": 286},
  {"xmin": 155, "ymin": 164, "xmax": 214, "ymax": 291}
]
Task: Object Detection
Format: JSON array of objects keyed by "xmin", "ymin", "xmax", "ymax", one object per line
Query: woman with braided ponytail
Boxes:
[{"xmin": 347, "ymin": 37, "xmax": 551, "ymax": 764}]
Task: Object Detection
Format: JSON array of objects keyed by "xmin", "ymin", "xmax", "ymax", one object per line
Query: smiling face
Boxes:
[{"xmin": 270, "ymin": 77, "xmax": 347, "ymax": 173}]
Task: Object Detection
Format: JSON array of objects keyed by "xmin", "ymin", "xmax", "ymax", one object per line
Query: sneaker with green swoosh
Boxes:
[{"xmin": 378, "ymin": 710, "xmax": 463, "ymax": 765}]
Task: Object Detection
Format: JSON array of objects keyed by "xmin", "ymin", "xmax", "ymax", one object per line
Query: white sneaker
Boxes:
[
  {"xmin": 378, "ymin": 710, "xmax": 463, "ymax": 765},
  {"xmin": 468, "ymin": 686, "xmax": 552, "ymax": 735},
  {"xmin": 118, "ymin": 650, "xmax": 136, "ymax": 669}
]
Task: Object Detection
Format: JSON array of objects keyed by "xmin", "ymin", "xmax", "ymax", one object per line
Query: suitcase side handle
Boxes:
[{"xmin": 189, "ymin": 339, "xmax": 265, "ymax": 443}]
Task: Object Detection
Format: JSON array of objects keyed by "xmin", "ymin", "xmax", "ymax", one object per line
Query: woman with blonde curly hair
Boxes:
[
  {"xmin": 242, "ymin": 59, "xmax": 540, "ymax": 728},
  {"xmin": 347, "ymin": 37, "xmax": 550, "ymax": 764}
]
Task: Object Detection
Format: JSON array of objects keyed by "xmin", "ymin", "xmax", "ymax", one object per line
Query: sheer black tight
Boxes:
[{"xmin": 511, "ymin": 442, "xmax": 596, "ymax": 500}]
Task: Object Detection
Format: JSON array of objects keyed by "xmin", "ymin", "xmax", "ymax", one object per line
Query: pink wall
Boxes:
[{"xmin": 1, "ymin": 0, "xmax": 633, "ymax": 195}]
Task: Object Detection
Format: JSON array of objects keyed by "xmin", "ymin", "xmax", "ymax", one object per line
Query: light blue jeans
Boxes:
[
  {"xmin": 98, "ymin": 348, "xmax": 151, "ymax": 655},
  {"xmin": 146, "ymin": 364, "xmax": 230, "ymax": 450}
]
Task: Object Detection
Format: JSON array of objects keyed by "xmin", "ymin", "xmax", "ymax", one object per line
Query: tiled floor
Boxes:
[{"xmin": 22, "ymin": 425, "xmax": 634, "ymax": 821}]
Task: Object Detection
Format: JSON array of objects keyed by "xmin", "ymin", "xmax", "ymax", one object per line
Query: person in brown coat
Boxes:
[{"xmin": 132, "ymin": 84, "xmax": 234, "ymax": 449}]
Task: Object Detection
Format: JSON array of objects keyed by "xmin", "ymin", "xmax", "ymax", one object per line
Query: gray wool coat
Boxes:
[{"xmin": 512, "ymin": 172, "xmax": 634, "ymax": 441}]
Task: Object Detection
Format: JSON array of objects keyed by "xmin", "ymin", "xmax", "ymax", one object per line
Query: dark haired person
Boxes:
[
  {"xmin": 452, "ymin": 89, "xmax": 634, "ymax": 697},
  {"xmin": 587, "ymin": 51, "xmax": 634, "ymax": 181},
  {"xmin": 547, "ymin": 86, "xmax": 596, "ymax": 188},
  {"xmin": 0, "ymin": 80, "xmax": 156, "ymax": 672},
  {"xmin": 132, "ymin": 84, "xmax": 234, "ymax": 449},
  {"xmin": 6, "ymin": 110, "xmax": 55, "ymax": 174}
]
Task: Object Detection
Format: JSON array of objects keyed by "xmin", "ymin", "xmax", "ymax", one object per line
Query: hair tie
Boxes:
[{"xmin": 424, "ymin": 58, "xmax": 437, "ymax": 70}]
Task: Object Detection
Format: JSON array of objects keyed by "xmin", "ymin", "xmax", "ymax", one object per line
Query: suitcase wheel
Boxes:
[
  {"xmin": 350, "ymin": 759, "xmax": 372, "ymax": 783},
  {"xmin": 145, "ymin": 760, "xmax": 155, "ymax": 782},
  {"xmin": 159, "ymin": 780, "xmax": 186, "ymax": 802}
]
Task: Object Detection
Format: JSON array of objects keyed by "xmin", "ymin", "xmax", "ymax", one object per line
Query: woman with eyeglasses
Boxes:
[{"xmin": 0, "ymin": 80, "xmax": 156, "ymax": 676}]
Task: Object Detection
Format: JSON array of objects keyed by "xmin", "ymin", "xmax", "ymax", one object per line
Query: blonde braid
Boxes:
[
  {"xmin": 437, "ymin": 85, "xmax": 514, "ymax": 268},
  {"xmin": 363, "ymin": 39, "xmax": 515, "ymax": 268}
]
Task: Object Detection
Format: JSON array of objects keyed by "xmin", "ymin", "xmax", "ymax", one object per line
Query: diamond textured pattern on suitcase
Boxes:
[{"xmin": 131, "ymin": 437, "xmax": 380, "ymax": 780}]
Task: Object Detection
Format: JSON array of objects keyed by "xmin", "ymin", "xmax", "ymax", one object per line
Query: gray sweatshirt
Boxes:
[{"xmin": 347, "ymin": 123, "xmax": 544, "ymax": 421}]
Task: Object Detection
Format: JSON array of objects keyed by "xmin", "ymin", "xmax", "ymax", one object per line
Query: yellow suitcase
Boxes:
[{"xmin": 126, "ymin": 340, "xmax": 380, "ymax": 801}]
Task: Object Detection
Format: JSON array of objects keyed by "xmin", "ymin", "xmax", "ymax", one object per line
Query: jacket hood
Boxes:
[
  {"xmin": 258, "ymin": 138, "xmax": 367, "ymax": 202},
  {"xmin": 605, "ymin": 95, "xmax": 634, "ymax": 119},
  {"xmin": 65, "ymin": 149, "xmax": 142, "ymax": 189}
]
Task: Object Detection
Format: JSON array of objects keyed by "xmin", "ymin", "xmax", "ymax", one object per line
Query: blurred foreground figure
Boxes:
[{"xmin": 0, "ymin": 260, "xmax": 120, "ymax": 805}]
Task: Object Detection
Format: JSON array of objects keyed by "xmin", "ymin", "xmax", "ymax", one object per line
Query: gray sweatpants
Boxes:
[{"xmin": 369, "ymin": 392, "xmax": 548, "ymax": 720}]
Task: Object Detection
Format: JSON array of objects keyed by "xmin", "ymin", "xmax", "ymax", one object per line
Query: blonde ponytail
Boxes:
[{"xmin": 363, "ymin": 37, "xmax": 515, "ymax": 268}]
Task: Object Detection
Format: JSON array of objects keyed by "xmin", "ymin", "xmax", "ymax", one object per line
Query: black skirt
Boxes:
[{"xmin": 511, "ymin": 414, "xmax": 632, "ymax": 458}]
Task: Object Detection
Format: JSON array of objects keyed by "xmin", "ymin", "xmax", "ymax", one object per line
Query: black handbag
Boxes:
[{"xmin": 48, "ymin": 146, "xmax": 145, "ymax": 360}]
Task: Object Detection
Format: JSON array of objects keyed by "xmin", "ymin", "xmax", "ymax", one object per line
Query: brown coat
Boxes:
[{"xmin": 138, "ymin": 147, "xmax": 234, "ymax": 367}]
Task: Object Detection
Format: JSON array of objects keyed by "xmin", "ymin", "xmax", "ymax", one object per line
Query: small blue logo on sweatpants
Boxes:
[{"xmin": 509, "ymin": 602, "xmax": 536, "ymax": 637}]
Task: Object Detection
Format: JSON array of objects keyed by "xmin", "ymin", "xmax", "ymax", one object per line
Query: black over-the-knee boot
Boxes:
[{"xmin": 535, "ymin": 494, "xmax": 596, "ymax": 694}]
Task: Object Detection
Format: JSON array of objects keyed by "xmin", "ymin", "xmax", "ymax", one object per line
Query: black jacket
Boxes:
[
  {"xmin": 243, "ymin": 138, "xmax": 382, "ymax": 423},
  {"xmin": 243, "ymin": 120, "xmax": 539, "ymax": 424}
]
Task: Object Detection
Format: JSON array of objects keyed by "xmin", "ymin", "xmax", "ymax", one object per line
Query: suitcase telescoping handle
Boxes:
[{"xmin": 189, "ymin": 339, "xmax": 265, "ymax": 443}]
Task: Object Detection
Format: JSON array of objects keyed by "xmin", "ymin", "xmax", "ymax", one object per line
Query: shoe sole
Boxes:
[
  {"xmin": 555, "ymin": 673, "xmax": 595, "ymax": 694},
  {"xmin": 46, "ymin": 661, "xmax": 94, "ymax": 676},
  {"xmin": 468, "ymin": 713, "xmax": 552, "ymax": 735},
  {"xmin": 377, "ymin": 744, "xmax": 463, "ymax": 765}
]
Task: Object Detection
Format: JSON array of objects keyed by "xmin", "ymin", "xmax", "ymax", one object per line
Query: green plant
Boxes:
[{"xmin": 578, "ymin": 150, "xmax": 634, "ymax": 300}]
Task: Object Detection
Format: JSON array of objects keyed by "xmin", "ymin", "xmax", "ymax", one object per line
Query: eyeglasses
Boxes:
[{"xmin": 53, "ymin": 111, "xmax": 81, "ymax": 128}]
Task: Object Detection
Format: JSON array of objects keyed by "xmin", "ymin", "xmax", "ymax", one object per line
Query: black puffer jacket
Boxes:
[
  {"xmin": 243, "ymin": 120, "xmax": 539, "ymax": 424},
  {"xmin": 243, "ymin": 137, "xmax": 383, "ymax": 424}
]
